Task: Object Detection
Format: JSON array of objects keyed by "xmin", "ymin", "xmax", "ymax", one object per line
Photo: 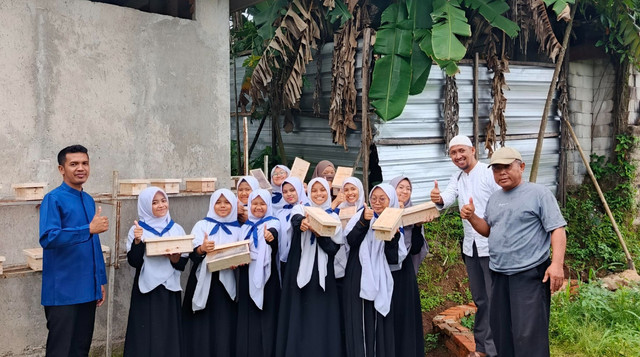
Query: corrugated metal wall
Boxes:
[{"xmin": 231, "ymin": 44, "xmax": 561, "ymax": 203}]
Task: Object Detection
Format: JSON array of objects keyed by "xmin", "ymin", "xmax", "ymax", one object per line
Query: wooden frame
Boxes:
[
  {"xmin": 12, "ymin": 183, "xmax": 47, "ymax": 201},
  {"xmin": 23, "ymin": 245, "xmax": 111, "ymax": 271},
  {"xmin": 145, "ymin": 235, "xmax": 194, "ymax": 256},
  {"xmin": 250, "ymin": 169, "xmax": 273, "ymax": 192},
  {"xmin": 0, "ymin": 256, "xmax": 5, "ymax": 275},
  {"xmin": 149, "ymin": 179, "xmax": 182, "ymax": 194},
  {"xmin": 205, "ymin": 240, "xmax": 251, "ymax": 272},
  {"xmin": 338, "ymin": 206, "xmax": 357, "ymax": 228},
  {"xmin": 331, "ymin": 167, "xmax": 353, "ymax": 191},
  {"xmin": 304, "ymin": 206, "xmax": 340, "ymax": 237},
  {"xmin": 402, "ymin": 202, "xmax": 440, "ymax": 226},
  {"xmin": 185, "ymin": 178, "xmax": 217, "ymax": 193},
  {"xmin": 119, "ymin": 179, "xmax": 150, "ymax": 196},
  {"xmin": 290, "ymin": 157, "xmax": 310, "ymax": 182},
  {"xmin": 372, "ymin": 207, "xmax": 404, "ymax": 241}
]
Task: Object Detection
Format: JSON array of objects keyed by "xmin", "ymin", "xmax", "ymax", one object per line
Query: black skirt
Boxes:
[{"xmin": 390, "ymin": 261, "xmax": 424, "ymax": 357}]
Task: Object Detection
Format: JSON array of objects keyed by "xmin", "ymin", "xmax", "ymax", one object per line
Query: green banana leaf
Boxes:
[
  {"xmin": 543, "ymin": 0, "xmax": 575, "ymax": 17},
  {"xmin": 463, "ymin": 0, "xmax": 520, "ymax": 38},
  {"xmin": 253, "ymin": 0, "xmax": 288, "ymax": 40},
  {"xmin": 431, "ymin": 0, "xmax": 471, "ymax": 61},
  {"xmin": 370, "ymin": 55, "xmax": 412, "ymax": 120},
  {"xmin": 407, "ymin": 0, "xmax": 433, "ymax": 95},
  {"xmin": 327, "ymin": 0, "xmax": 353, "ymax": 27},
  {"xmin": 419, "ymin": 29, "xmax": 459, "ymax": 76}
]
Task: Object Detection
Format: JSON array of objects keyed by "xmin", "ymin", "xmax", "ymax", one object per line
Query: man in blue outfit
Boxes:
[{"xmin": 39, "ymin": 145, "xmax": 109, "ymax": 356}]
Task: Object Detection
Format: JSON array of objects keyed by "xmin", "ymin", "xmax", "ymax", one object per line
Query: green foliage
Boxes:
[
  {"xmin": 563, "ymin": 134, "xmax": 640, "ymax": 275},
  {"xmin": 463, "ymin": 0, "xmax": 520, "ymax": 37},
  {"xmin": 591, "ymin": 0, "xmax": 640, "ymax": 68},
  {"xmin": 460, "ymin": 315, "xmax": 475, "ymax": 331},
  {"xmin": 326, "ymin": 0, "xmax": 352, "ymax": 27},
  {"xmin": 431, "ymin": 0, "xmax": 471, "ymax": 61},
  {"xmin": 230, "ymin": 141, "xmax": 282, "ymax": 176},
  {"xmin": 251, "ymin": 0, "xmax": 288, "ymax": 41},
  {"xmin": 424, "ymin": 333, "xmax": 440, "ymax": 352},
  {"xmin": 550, "ymin": 282, "xmax": 640, "ymax": 356},
  {"xmin": 231, "ymin": 20, "xmax": 260, "ymax": 55},
  {"xmin": 543, "ymin": 0, "xmax": 575, "ymax": 18}
]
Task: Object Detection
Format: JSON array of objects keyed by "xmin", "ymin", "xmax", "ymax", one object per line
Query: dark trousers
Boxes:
[
  {"xmin": 490, "ymin": 260, "xmax": 551, "ymax": 357},
  {"xmin": 44, "ymin": 301, "xmax": 97, "ymax": 357},
  {"xmin": 464, "ymin": 243, "xmax": 497, "ymax": 356}
]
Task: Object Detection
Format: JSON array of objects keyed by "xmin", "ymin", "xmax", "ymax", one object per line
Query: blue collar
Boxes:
[
  {"xmin": 204, "ymin": 217, "xmax": 240, "ymax": 235},
  {"xmin": 245, "ymin": 216, "xmax": 279, "ymax": 247},
  {"xmin": 138, "ymin": 220, "xmax": 175, "ymax": 237}
]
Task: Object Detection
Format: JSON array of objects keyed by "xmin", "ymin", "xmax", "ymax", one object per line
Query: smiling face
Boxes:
[
  {"xmin": 151, "ymin": 191, "xmax": 169, "ymax": 218},
  {"xmin": 214, "ymin": 194, "xmax": 232, "ymax": 218},
  {"xmin": 58, "ymin": 152, "xmax": 90, "ymax": 190},
  {"xmin": 491, "ymin": 160, "xmax": 525, "ymax": 191},
  {"xmin": 282, "ymin": 183, "xmax": 298, "ymax": 204},
  {"xmin": 250, "ymin": 196, "xmax": 267, "ymax": 218},
  {"xmin": 310, "ymin": 182, "xmax": 328, "ymax": 206},
  {"xmin": 449, "ymin": 145, "xmax": 477, "ymax": 173},
  {"xmin": 272, "ymin": 167, "xmax": 288, "ymax": 187},
  {"xmin": 370, "ymin": 187, "xmax": 390, "ymax": 215},
  {"xmin": 395, "ymin": 179, "xmax": 412, "ymax": 205},
  {"xmin": 237, "ymin": 181, "xmax": 252, "ymax": 205},
  {"xmin": 321, "ymin": 166, "xmax": 335, "ymax": 178},
  {"xmin": 343, "ymin": 183, "xmax": 359, "ymax": 204}
]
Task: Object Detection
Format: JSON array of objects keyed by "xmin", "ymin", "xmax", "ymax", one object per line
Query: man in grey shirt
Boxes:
[
  {"xmin": 431, "ymin": 135, "xmax": 500, "ymax": 357},
  {"xmin": 461, "ymin": 147, "xmax": 566, "ymax": 357}
]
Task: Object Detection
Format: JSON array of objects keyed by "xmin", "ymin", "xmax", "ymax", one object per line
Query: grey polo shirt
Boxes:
[{"xmin": 484, "ymin": 181, "xmax": 566, "ymax": 275}]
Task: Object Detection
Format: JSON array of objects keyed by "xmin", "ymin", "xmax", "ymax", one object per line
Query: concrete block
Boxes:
[
  {"xmin": 570, "ymin": 61, "xmax": 594, "ymax": 77},
  {"xmin": 635, "ymin": 74, "xmax": 640, "ymax": 87},
  {"xmin": 572, "ymin": 86, "xmax": 593, "ymax": 101},
  {"xmin": 593, "ymin": 124, "xmax": 612, "ymax": 138},
  {"xmin": 594, "ymin": 112, "xmax": 613, "ymax": 125},
  {"xmin": 570, "ymin": 112, "xmax": 593, "ymax": 126},
  {"xmin": 592, "ymin": 137, "xmax": 613, "ymax": 155},
  {"xmin": 569, "ymin": 100, "xmax": 592, "ymax": 114},
  {"xmin": 572, "ymin": 124, "xmax": 592, "ymax": 138},
  {"xmin": 594, "ymin": 99, "xmax": 614, "ymax": 113}
]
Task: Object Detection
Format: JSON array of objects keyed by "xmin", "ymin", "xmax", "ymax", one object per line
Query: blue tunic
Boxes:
[{"xmin": 39, "ymin": 182, "xmax": 108, "ymax": 306}]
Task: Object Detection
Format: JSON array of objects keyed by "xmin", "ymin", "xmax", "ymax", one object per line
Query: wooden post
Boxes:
[
  {"xmin": 562, "ymin": 117, "xmax": 636, "ymax": 271},
  {"xmin": 530, "ymin": 2, "xmax": 576, "ymax": 182},
  {"xmin": 264, "ymin": 155, "xmax": 269, "ymax": 178},
  {"xmin": 361, "ymin": 27, "xmax": 373, "ymax": 201},
  {"xmin": 243, "ymin": 116, "xmax": 249, "ymax": 175},
  {"xmin": 105, "ymin": 170, "xmax": 118, "ymax": 357},
  {"xmin": 473, "ymin": 52, "xmax": 480, "ymax": 159}
]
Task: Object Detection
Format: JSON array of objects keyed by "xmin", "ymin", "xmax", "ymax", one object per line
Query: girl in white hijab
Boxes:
[
  {"xmin": 342, "ymin": 183, "xmax": 406, "ymax": 357},
  {"xmin": 275, "ymin": 176, "xmax": 309, "ymax": 274},
  {"xmin": 124, "ymin": 187, "xmax": 187, "ymax": 357},
  {"xmin": 334, "ymin": 177, "xmax": 365, "ymax": 278},
  {"xmin": 182, "ymin": 189, "xmax": 242, "ymax": 357},
  {"xmin": 237, "ymin": 176, "xmax": 260, "ymax": 223},
  {"xmin": 236, "ymin": 189, "xmax": 281, "ymax": 357},
  {"xmin": 270, "ymin": 165, "xmax": 291, "ymax": 212},
  {"xmin": 276, "ymin": 178, "xmax": 343, "ymax": 356}
]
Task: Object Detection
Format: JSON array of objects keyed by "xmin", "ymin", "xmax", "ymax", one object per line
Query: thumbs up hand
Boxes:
[
  {"xmin": 430, "ymin": 180, "xmax": 443, "ymax": 204},
  {"xmin": 264, "ymin": 225, "xmax": 274, "ymax": 243},
  {"xmin": 460, "ymin": 197, "xmax": 475, "ymax": 220},
  {"xmin": 199, "ymin": 233, "xmax": 215, "ymax": 254},
  {"xmin": 133, "ymin": 220, "xmax": 143, "ymax": 243},
  {"xmin": 90, "ymin": 206, "xmax": 109, "ymax": 234},
  {"xmin": 363, "ymin": 204, "xmax": 374, "ymax": 221}
]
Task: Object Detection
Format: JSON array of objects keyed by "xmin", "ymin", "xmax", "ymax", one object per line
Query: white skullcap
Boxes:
[{"xmin": 448, "ymin": 135, "xmax": 473, "ymax": 148}]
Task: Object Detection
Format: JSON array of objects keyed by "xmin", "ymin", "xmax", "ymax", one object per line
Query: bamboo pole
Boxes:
[
  {"xmin": 530, "ymin": 2, "xmax": 577, "ymax": 182},
  {"xmin": 105, "ymin": 170, "xmax": 118, "ymax": 357},
  {"xmin": 562, "ymin": 117, "xmax": 636, "ymax": 271},
  {"xmin": 243, "ymin": 116, "xmax": 249, "ymax": 175},
  {"xmin": 473, "ymin": 52, "xmax": 480, "ymax": 159},
  {"xmin": 361, "ymin": 28, "xmax": 373, "ymax": 202}
]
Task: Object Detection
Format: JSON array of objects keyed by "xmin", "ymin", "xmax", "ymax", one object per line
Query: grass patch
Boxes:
[{"xmin": 550, "ymin": 282, "xmax": 640, "ymax": 356}]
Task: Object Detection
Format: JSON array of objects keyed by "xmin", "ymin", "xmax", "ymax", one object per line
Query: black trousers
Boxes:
[
  {"xmin": 490, "ymin": 260, "xmax": 551, "ymax": 357},
  {"xmin": 464, "ymin": 243, "xmax": 497, "ymax": 356},
  {"xmin": 44, "ymin": 301, "xmax": 97, "ymax": 357}
]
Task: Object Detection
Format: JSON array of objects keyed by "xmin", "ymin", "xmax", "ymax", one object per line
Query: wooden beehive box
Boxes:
[
  {"xmin": 206, "ymin": 240, "xmax": 251, "ymax": 272},
  {"xmin": 290, "ymin": 157, "xmax": 310, "ymax": 182},
  {"xmin": 185, "ymin": 178, "xmax": 217, "ymax": 193},
  {"xmin": 402, "ymin": 201, "xmax": 440, "ymax": 226},
  {"xmin": 145, "ymin": 235, "xmax": 194, "ymax": 256},
  {"xmin": 23, "ymin": 245, "xmax": 110, "ymax": 271},
  {"xmin": 338, "ymin": 206, "xmax": 357, "ymax": 228},
  {"xmin": 250, "ymin": 169, "xmax": 272, "ymax": 192},
  {"xmin": 0, "ymin": 256, "xmax": 5, "ymax": 275},
  {"xmin": 119, "ymin": 179, "xmax": 150, "ymax": 196},
  {"xmin": 12, "ymin": 183, "xmax": 47, "ymax": 201},
  {"xmin": 304, "ymin": 206, "xmax": 340, "ymax": 237},
  {"xmin": 332, "ymin": 167, "xmax": 353, "ymax": 194},
  {"xmin": 372, "ymin": 207, "xmax": 404, "ymax": 241},
  {"xmin": 149, "ymin": 179, "xmax": 182, "ymax": 194}
]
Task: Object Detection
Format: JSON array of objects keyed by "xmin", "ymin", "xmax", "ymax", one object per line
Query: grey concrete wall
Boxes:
[
  {"xmin": 0, "ymin": 0, "xmax": 230, "ymax": 355},
  {"xmin": 566, "ymin": 59, "xmax": 616, "ymax": 186}
]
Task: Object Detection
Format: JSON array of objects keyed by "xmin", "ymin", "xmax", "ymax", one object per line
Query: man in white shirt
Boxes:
[{"xmin": 430, "ymin": 135, "xmax": 500, "ymax": 357}]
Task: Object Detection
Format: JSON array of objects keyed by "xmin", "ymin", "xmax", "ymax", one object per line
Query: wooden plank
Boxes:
[
  {"xmin": 12, "ymin": 183, "xmax": 47, "ymax": 201},
  {"xmin": 290, "ymin": 157, "xmax": 310, "ymax": 182},
  {"xmin": 23, "ymin": 246, "xmax": 110, "ymax": 272},
  {"xmin": 206, "ymin": 240, "xmax": 251, "ymax": 272},
  {"xmin": 332, "ymin": 167, "xmax": 353, "ymax": 189},
  {"xmin": 372, "ymin": 207, "xmax": 403, "ymax": 241},
  {"xmin": 119, "ymin": 179, "xmax": 150, "ymax": 196},
  {"xmin": 144, "ymin": 235, "xmax": 194, "ymax": 256},
  {"xmin": 304, "ymin": 206, "xmax": 340, "ymax": 237},
  {"xmin": 149, "ymin": 179, "xmax": 182, "ymax": 194},
  {"xmin": 0, "ymin": 256, "xmax": 5, "ymax": 275},
  {"xmin": 184, "ymin": 178, "xmax": 217, "ymax": 192},
  {"xmin": 338, "ymin": 206, "xmax": 357, "ymax": 228},
  {"xmin": 250, "ymin": 168, "xmax": 273, "ymax": 192},
  {"xmin": 402, "ymin": 202, "xmax": 440, "ymax": 226}
]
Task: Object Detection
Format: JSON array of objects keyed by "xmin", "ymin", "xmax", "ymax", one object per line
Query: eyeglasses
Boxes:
[{"xmin": 272, "ymin": 171, "xmax": 287, "ymax": 177}]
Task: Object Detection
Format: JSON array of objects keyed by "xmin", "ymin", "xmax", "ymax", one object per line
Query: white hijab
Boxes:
[
  {"xmin": 389, "ymin": 175, "xmax": 420, "ymax": 272},
  {"xmin": 343, "ymin": 183, "xmax": 405, "ymax": 316},
  {"xmin": 297, "ymin": 178, "xmax": 343, "ymax": 290},
  {"xmin": 241, "ymin": 189, "xmax": 280, "ymax": 309},
  {"xmin": 191, "ymin": 189, "xmax": 242, "ymax": 311},
  {"xmin": 335, "ymin": 177, "xmax": 365, "ymax": 278},
  {"xmin": 126, "ymin": 187, "xmax": 185, "ymax": 294},
  {"xmin": 237, "ymin": 176, "xmax": 260, "ymax": 207},
  {"xmin": 271, "ymin": 165, "xmax": 291, "ymax": 211},
  {"xmin": 276, "ymin": 176, "xmax": 309, "ymax": 263}
]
